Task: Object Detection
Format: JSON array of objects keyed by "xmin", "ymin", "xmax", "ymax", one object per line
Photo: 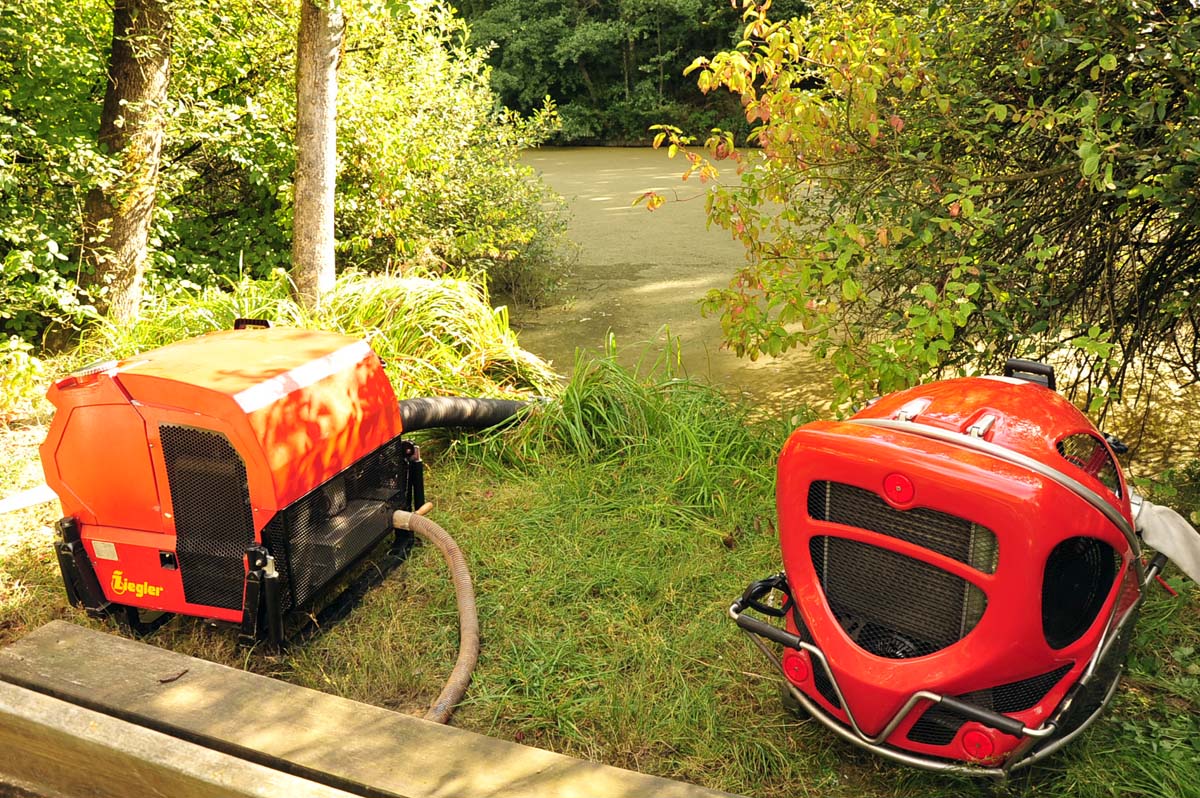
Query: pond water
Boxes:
[
  {"xmin": 514, "ymin": 146, "xmax": 833, "ymax": 415},
  {"xmin": 513, "ymin": 147, "xmax": 1195, "ymax": 471}
]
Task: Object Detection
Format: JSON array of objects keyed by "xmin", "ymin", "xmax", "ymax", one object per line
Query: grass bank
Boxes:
[{"xmin": 1, "ymin": 287, "xmax": 1197, "ymax": 797}]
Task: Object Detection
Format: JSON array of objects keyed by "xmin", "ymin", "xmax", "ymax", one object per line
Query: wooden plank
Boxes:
[
  {"xmin": 0, "ymin": 680, "xmax": 357, "ymax": 798},
  {"xmin": 0, "ymin": 622, "xmax": 742, "ymax": 798}
]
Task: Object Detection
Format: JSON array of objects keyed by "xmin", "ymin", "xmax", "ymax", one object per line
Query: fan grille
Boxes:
[
  {"xmin": 810, "ymin": 536, "xmax": 987, "ymax": 659},
  {"xmin": 807, "ymin": 481, "xmax": 998, "ymax": 573},
  {"xmin": 1042, "ymin": 536, "xmax": 1119, "ymax": 649}
]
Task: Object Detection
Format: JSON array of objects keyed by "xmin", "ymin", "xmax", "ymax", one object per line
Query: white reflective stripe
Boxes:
[{"xmin": 233, "ymin": 340, "xmax": 373, "ymax": 413}]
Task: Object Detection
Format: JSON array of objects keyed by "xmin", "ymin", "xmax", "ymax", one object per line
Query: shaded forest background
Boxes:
[{"xmin": 459, "ymin": 0, "xmax": 808, "ymax": 142}]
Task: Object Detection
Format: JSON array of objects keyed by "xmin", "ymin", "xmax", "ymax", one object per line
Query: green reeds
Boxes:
[{"xmin": 71, "ymin": 269, "xmax": 559, "ymax": 399}]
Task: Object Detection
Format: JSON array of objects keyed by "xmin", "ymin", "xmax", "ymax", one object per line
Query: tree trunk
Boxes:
[
  {"xmin": 79, "ymin": 0, "xmax": 172, "ymax": 324},
  {"xmin": 292, "ymin": 0, "xmax": 344, "ymax": 309},
  {"xmin": 623, "ymin": 36, "xmax": 632, "ymax": 102}
]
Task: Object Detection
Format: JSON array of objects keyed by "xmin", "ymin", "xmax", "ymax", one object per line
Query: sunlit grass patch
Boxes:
[{"xmin": 0, "ymin": 424, "xmax": 70, "ymax": 641}]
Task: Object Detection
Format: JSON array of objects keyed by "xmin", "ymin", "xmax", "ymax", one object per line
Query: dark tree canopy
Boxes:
[{"xmin": 462, "ymin": 0, "xmax": 808, "ymax": 142}]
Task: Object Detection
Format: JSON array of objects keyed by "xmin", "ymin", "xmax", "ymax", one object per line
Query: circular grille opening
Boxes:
[{"xmin": 1042, "ymin": 536, "xmax": 1118, "ymax": 649}]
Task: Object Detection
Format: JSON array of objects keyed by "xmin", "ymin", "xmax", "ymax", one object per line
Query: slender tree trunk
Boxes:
[
  {"xmin": 80, "ymin": 0, "xmax": 172, "ymax": 324},
  {"xmin": 577, "ymin": 61, "xmax": 599, "ymax": 104},
  {"xmin": 657, "ymin": 23, "xmax": 664, "ymax": 101},
  {"xmin": 292, "ymin": 0, "xmax": 344, "ymax": 309},
  {"xmin": 623, "ymin": 37, "xmax": 632, "ymax": 102}
]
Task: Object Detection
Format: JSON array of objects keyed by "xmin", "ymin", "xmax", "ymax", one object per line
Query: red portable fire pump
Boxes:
[
  {"xmin": 41, "ymin": 323, "xmax": 521, "ymax": 650},
  {"xmin": 731, "ymin": 360, "xmax": 1200, "ymax": 777}
]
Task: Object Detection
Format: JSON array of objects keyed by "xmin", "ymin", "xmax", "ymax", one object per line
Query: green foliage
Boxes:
[
  {"xmin": 463, "ymin": 0, "xmax": 809, "ymax": 143},
  {"xmin": 0, "ymin": 0, "xmax": 568, "ymax": 343},
  {"xmin": 0, "ymin": 335, "xmax": 45, "ymax": 421},
  {"xmin": 150, "ymin": 0, "xmax": 300, "ymax": 287},
  {"xmin": 71, "ymin": 269, "xmax": 559, "ymax": 399},
  {"xmin": 335, "ymin": 2, "xmax": 569, "ymax": 298},
  {"xmin": 0, "ymin": 0, "xmax": 110, "ymax": 338},
  {"xmin": 655, "ymin": 0, "xmax": 1200, "ymax": 409},
  {"xmin": 1144, "ymin": 458, "xmax": 1200, "ymax": 527}
]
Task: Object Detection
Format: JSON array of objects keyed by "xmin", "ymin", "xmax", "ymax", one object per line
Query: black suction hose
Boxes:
[{"xmin": 398, "ymin": 397, "xmax": 527, "ymax": 432}]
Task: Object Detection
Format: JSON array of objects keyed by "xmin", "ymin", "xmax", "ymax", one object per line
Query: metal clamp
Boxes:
[{"xmin": 967, "ymin": 414, "xmax": 997, "ymax": 438}]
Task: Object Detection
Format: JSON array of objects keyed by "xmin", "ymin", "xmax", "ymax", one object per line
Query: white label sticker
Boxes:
[{"xmin": 92, "ymin": 541, "xmax": 118, "ymax": 561}]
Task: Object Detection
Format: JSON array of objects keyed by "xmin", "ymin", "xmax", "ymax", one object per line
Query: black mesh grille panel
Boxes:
[
  {"xmin": 264, "ymin": 438, "xmax": 405, "ymax": 611},
  {"xmin": 261, "ymin": 513, "xmax": 292, "ymax": 603},
  {"xmin": 265, "ymin": 487, "xmax": 323, "ymax": 610},
  {"xmin": 1057, "ymin": 434, "xmax": 1121, "ymax": 497},
  {"xmin": 1043, "ymin": 536, "xmax": 1118, "ymax": 649},
  {"xmin": 966, "ymin": 663, "xmax": 1074, "ymax": 713},
  {"xmin": 907, "ymin": 663, "xmax": 1073, "ymax": 745},
  {"xmin": 161, "ymin": 425, "xmax": 255, "ymax": 610},
  {"xmin": 906, "ymin": 704, "xmax": 963, "ymax": 746},
  {"xmin": 807, "ymin": 481, "xmax": 998, "ymax": 573},
  {"xmin": 1054, "ymin": 607, "xmax": 1136, "ymax": 738},
  {"xmin": 810, "ymin": 536, "xmax": 987, "ymax": 658}
]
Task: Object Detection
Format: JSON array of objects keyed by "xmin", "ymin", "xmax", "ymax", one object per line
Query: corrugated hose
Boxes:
[{"xmin": 388, "ymin": 396, "xmax": 532, "ymax": 723}]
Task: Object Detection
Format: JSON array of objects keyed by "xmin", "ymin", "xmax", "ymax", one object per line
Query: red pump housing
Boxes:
[
  {"xmin": 41, "ymin": 327, "xmax": 405, "ymax": 626},
  {"xmin": 736, "ymin": 369, "xmax": 1146, "ymax": 775}
]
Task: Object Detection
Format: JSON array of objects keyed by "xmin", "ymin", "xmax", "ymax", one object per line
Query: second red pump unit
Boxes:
[{"xmin": 731, "ymin": 361, "xmax": 1162, "ymax": 776}]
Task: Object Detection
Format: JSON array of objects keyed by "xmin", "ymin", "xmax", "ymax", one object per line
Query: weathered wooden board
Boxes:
[
  {"xmin": 0, "ymin": 622, "xmax": 743, "ymax": 798},
  {"xmin": 0, "ymin": 679, "xmax": 357, "ymax": 798}
]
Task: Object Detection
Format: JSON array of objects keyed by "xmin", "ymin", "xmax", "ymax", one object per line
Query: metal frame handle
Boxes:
[{"xmin": 729, "ymin": 576, "xmax": 1060, "ymax": 777}]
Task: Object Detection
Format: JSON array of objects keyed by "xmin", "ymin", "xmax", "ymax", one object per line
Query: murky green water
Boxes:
[
  {"xmin": 514, "ymin": 146, "xmax": 833, "ymax": 414},
  {"xmin": 513, "ymin": 147, "xmax": 1195, "ymax": 471}
]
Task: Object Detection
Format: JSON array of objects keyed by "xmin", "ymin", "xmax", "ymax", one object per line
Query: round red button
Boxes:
[
  {"xmin": 961, "ymin": 729, "xmax": 995, "ymax": 760},
  {"xmin": 782, "ymin": 650, "xmax": 809, "ymax": 685},
  {"xmin": 883, "ymin": 473, "xmax": 915, "ymax": 505}
]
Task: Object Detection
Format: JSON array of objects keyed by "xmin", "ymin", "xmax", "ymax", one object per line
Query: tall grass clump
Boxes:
[
  {"xmin": 66, "ymin": 269, "xmax": 558, "ymax": 399},
  {"xmin": 469, "ymin": 340, "xmax": 811, "ymax": 515}
]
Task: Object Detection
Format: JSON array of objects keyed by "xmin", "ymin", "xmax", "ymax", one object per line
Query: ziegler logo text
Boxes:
[{"xmin": 110, "ymin": 570, "xmax": 164, "ymax": 598}]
